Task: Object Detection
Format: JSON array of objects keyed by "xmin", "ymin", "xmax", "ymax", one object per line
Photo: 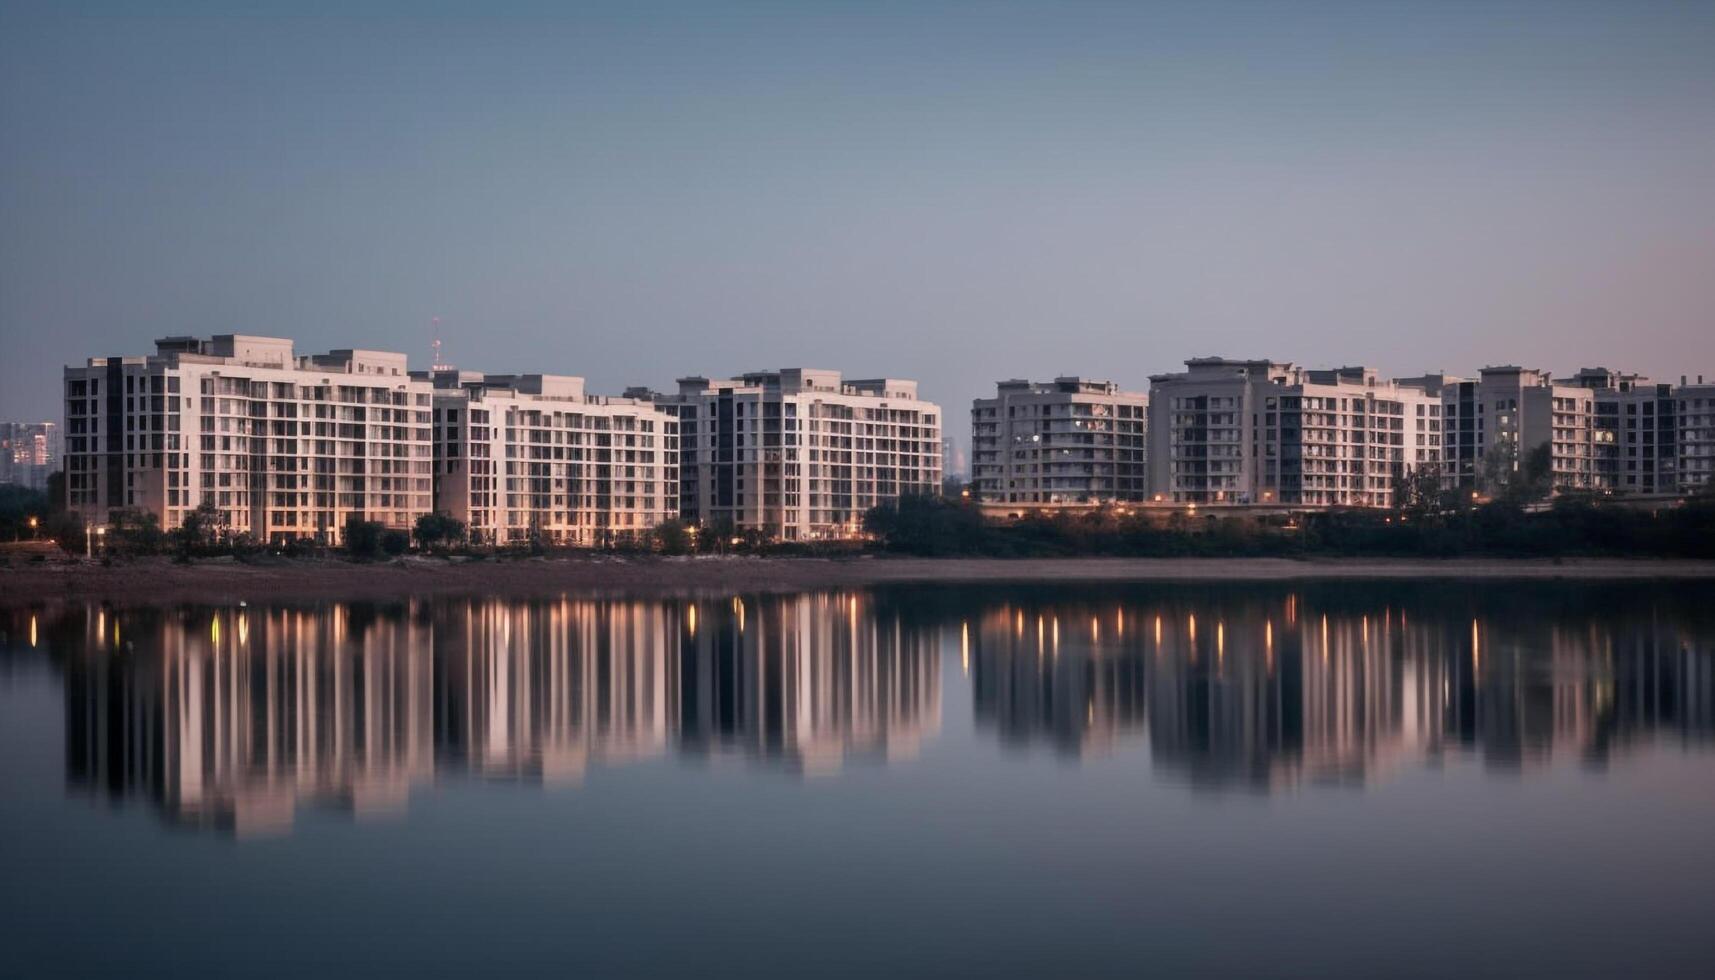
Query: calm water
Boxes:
[{"xmin": 3, "ymin": 582, "xmax": 1715, "ymax": 978}]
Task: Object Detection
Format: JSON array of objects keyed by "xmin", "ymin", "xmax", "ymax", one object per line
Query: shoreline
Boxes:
[{"xmin": 2, "ymin": 554, "xmax": 1712, "ymax": 607}]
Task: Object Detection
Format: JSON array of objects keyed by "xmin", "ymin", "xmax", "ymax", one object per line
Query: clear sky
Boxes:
[{"xmin": 3, "ymin": 0, "xmax": 1713, "ymax": 427}]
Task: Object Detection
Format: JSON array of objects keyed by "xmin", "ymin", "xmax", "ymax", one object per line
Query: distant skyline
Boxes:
[{"xmin": 3, "ymin": 0, "xmax": 1714, "ymax": 423}]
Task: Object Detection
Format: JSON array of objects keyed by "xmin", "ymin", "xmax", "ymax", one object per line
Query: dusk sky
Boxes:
[{"xmin": 3, "ymin": 0, "xmax": 1713, "ymax": 427}]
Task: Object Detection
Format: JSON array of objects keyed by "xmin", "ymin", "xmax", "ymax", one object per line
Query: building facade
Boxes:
[
  {"xmin": 63, "ymin": 335, "xmax": 433, "ymax": 542},
  {"xmin": 1567, "ymin": 368, "xmax": 1679, "ymax": 495},
  {"xmin": 1440, "ymin": 367, "xmax": 1596, "ymax": 494},
  {"xmin": 630, "ymin": 369, "xmax": 941, "ymax": 540},
  {"xmin": 1679, "ymin": 379, "xmax": 1715, "ymax": 493},
  {"xmin": 1147, "ymin": 359, "xmax": 1442, "ymax": 508},
  {"xmin": 0, "ymin": 421, "xmax": 60, "ymax": 490},
  {"xmin": 970, "ymin": 377, "xmax": 1148, "ymax": 511},
  {"xmin": 426, "ymin": 371, "xmax": 678, "ymax": 546}
]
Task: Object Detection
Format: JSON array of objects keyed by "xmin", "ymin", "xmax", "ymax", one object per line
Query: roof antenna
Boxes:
[{"xmin": 430, "ymin": 316, "xmax": 453, "ymax": 374}]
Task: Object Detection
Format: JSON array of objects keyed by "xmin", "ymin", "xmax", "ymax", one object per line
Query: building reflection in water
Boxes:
[
  {"xmin": 33, "ymin": 593, "xmax": 939, "ymax": 835},
  {"xmin": 966, "ymin": 589, "xmax": 1715, "ymax": 792},
  {"xmin": 5, "ymin": 583, "xmax": 1713, "ymax": 833}
]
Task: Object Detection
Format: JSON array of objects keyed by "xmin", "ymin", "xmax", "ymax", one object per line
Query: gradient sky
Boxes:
[{"xmin": 3, "ymin": 0, "xmax": 1713, "ymax": 429}]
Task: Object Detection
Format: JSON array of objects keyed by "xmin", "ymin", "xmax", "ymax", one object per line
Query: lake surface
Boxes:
[{"xmin": 3, "ymin": 581, "xmax": 1715, "ymax": 978}]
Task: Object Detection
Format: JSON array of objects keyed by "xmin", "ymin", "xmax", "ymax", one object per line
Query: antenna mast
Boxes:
[{"xmin": 430, "ymin": 317, "xmax": 453, "ymax": 374}]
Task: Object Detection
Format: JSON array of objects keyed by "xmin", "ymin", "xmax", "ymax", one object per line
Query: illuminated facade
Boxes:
[
  {"xmin": 630, "ymin": 369, "xmax": 942, "ymax": 540},
  {"xmin": 1568, "ymin": 368, "xmax": 1679, "ymax": 494},
  {"xmin": 970, "ymin": 377, "xmax": 1148, "ymax": 511},
  {"xmin": 62, "ymin": 335, "xmax": 433, "ymax": 542},
  {"xmin": 1439, "ymin": 366, "xmax": 1596, "ymax": 493},
  {"xmin": 0, "ymin": 420, "xmax": 60, "ymax": 490},
  {"xmin": 1146, "ymin": 359, "xmax": 1443, "ymax": 507},
  {"xmin": 426, "ymin": 371, "xmax": 679, "ymax": 546}
]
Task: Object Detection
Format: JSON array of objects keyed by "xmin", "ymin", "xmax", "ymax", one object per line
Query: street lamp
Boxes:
[{"xmin": 26, "ymin": 515, "xmax": 38, "ymax": 540}]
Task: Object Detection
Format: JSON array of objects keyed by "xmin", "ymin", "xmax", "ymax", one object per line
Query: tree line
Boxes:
[{"xmin": 8, "ymin": 460, "xmax": 1715, "ymax": 562}]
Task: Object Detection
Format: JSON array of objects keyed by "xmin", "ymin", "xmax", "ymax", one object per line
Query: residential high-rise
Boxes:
[
  {"xmin": 0, "ymin": 421, "xmax": 60, "ymax": 490},
  {"xmin": 1678, "ymin": 378, "xmax": 1715, "ymax": 493},
  {"xmin": 63, "ymin": 335, "xmax": 434, "ymax": 542},
  {"xmin": 1439, "ymin": 367, "xmax": 1596, "ymax": 494},
  {"xmin": 628, "ymin": 368, "xmax": 941, "ymax": 540},
  {"xmin": 425, "ymin": 371, "xmax": 679, "ymax": 546},
  {"xmin": 1146, "ymin": 358, "xmax": 1442, "ymax": 507},
  {"xmin": 970, "ymin": 377, "xmax": 1148, "ymax": 511},
  {"xmin": 1566, "ymin": 368, "xmax": 1678, "ymax": 495}
]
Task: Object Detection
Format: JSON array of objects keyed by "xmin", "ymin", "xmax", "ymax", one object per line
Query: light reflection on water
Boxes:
[
  {"xmin": 5, "ymin": 584, "xmax": 1712, "ymax": 837},
  {"xmin": 6, "ymin": 581, "xmax": 1715, "ymax": 977}
]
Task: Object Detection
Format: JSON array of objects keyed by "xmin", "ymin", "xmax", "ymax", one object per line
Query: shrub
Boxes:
[
  {"xmin": 413, "ymin": 512, "xmax": 466, "ymax": 550},
  {"xmin": 343, "ymin": 517, "xmax": 387, "ymax": 559}
]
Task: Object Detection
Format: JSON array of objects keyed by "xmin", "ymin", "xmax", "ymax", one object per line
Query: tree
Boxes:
[
  {"xmin": 173, "ymin": 500, "xmax": 228, "ymax": 557},
  {"xmin": 344, "ymin": 517, "xmax": 386, "ymax": 558},
  {"xmin": 0, "ymin": 484, "xmax": 51, "ymax": 541},
  {"xmin": 1477, "ymin": 441, "xmax": 1517, "ymax": 498},
  {"xmin": 1392, "ymin": 465, "xmax": 1445, "ymax": 517},
  {"xmin": 413, "ymin": 512, "xmax": 466, "ymax": 551},
  {"xmin": 652, "ymin": 519, "xmax": 692, "ymax": 555},
  {"xmin": 863, "ymin": 494, "xmax": 988, "ymax": 556},
  {"xmin": 698, "ymin": 517, "xmax": 738, "ymax": 554},
  {"xmin": 1519, "ymin": 443, "xmax": 1553, "ymax": 499},
  {"xmin": 106, "ymin": 508, "xmax": 166, "ymax": 556}
]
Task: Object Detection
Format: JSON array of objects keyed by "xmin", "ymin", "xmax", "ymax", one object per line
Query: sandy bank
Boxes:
[{"xmin": 2, "ymin": 554, "xmax": 1712, "ymax": 607}]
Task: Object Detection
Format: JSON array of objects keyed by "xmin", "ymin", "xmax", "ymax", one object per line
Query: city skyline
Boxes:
[
  {"xmin": 5, "ymin": 1, "xmax": 1715, "ymax": 423},
  {"xmin": 6, "ymin": 5, "xmax": 1715, "ymax": 976}
]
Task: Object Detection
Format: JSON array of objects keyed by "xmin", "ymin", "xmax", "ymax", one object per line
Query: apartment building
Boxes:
[
  {"xmin": 628, "ymin": 368, "xmax": 941, "ymax": 540},
  {"xmin": 970, "ymin": 377, "xmax": 1148, "ymax": 510},
  {"xmin": 425, "ymin": 371, "xmax": 678, "ymax": 546},
  {"xmin": 1679, "ymin": 378, "xmax": 1715, "ymax": 492},
  {"xmin": 1438, "ymin": 367, "xmax": 1597, "ymax": 494},
  {"xmin": 1146, "ymin": 358, "xmax": 1442, "ymax": 508},
  {"xmin": 1564, "ymin": 368, "xmax": 1679, "ymax": 495},
  {"xmin": 0, "ymin": 421, "xmax": 60, "ymax": 490},
  {"xmin": 63, "ymin": 335, "xmax": 433, "ymax": 542}
]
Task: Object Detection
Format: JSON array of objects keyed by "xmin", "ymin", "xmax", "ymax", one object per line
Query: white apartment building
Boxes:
[
  {"xmin": 426, "ymin": 371, "xmax": 679, "ymax": 546},
  {"xmin": 63, "ymin": 335, "xmax": 433, "ymax": 543},
  {"xmin": 629, "ymin": 369, "xmax": 941, "ymax": 540},
  {"xmin": 970, "ymin": 377, "xmax": 1148, "ymax": 510},
  {"xmin": 1439, "ymin": 367, "xmax": 1595, "ymax": 493},
  {"xmin": 1147, "ymin": 359, "xmax": 1442, "ymax": 508}
]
